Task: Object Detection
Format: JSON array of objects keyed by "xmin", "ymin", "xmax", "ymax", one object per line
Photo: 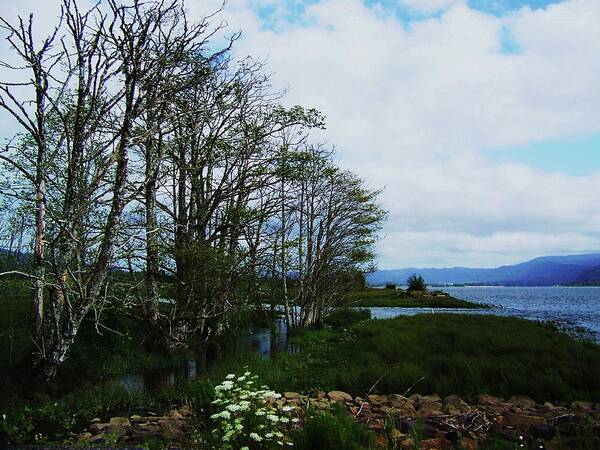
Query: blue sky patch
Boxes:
[
  {"xmin": 485, "ymin": 134, "xmax": 600, "ymax": 176},
  {"xmin": 499, "ymin": 25, "xmax": 521, "ymax": 54},
  {"xmin": 468, "ymin": 0, "xmax": 563, "ymax": 16},
  {"xmin": 250, "ymin": 0, "xmax": 567, "ymax": 32}
]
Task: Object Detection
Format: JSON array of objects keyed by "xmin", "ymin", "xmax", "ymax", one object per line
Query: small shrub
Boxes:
[
  {"xmin": 384, "ymin": 283, "xmax": 396, "ymax": 290},
  {"xmin": 292, "ymin": 405, "xmax": 376, "ymax": 450},
  {"xmin": 324, "ymin": 309, "xmax": 371, "ymax": 328},
  {"xmin": 406, "ymin": 274, "xmax": 426, "ymax": 292}
]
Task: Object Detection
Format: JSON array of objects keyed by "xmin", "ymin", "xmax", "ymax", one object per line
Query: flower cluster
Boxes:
[{"xmin": 210, "ymin": 371, "xmax": 299, "ymax": 449}]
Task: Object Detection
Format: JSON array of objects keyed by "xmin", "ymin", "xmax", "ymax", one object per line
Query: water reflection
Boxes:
[{"xmin": 117, "ymin": 318, "xmax": 296, "ymax": 392}]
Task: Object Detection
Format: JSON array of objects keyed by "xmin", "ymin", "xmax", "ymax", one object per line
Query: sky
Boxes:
[{"xmin": 1, "ymin": 0, "xmax": 599, "ymax": 269}]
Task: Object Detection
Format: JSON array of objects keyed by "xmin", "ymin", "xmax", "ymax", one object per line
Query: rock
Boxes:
[
  {"xmin": 130, "ymin": 414, "xmax": 142, "ymax": 420},
  {"xmin": 496, "ymin": 413, "xmax": 546, "ymax": 431},
  {"xmin": 459, "ymin": 438, "xmax": 478, "ymax": 450},
  {"xmin": 508, "ymin": 395, "xmax": 537, "ymax": 411},
  {"xmin": 408, "ymin": 394, "xmax": 423, "ymax": 407},
  {"xmin": 416, "ymin": 401, "xmax": 444, "ymax": 418},
  {"xmin": 109, "ymin": 417, "xmax": 131, "ymax": 427},
  {"xmin": 76, "ymin": 432, "xmax": 93, "ymax": 443},
  {"xmin": 400, "ymin": 438, "xmax": 414, "ymax": 449},
  {"xmin": 375, "ymin": 434, "xmax": 388, "ymax": 448},
  {"xmin": 159, "ymin": 418, "xmax": 185, "ymax": 440},
  {"xmin": 476, "ymin": 394, "xmax": 505, "ymax": 406},
  {"xmin": 388, "ymin": 394, "xmax": 411, "ymax": 408},
  {"xmin": 571, "ymin": 401, "xmax": 593, "ymax": 412},
  {"xmin": 178, "ymin": 404, "xmax": 193, "ymax": 417},
  {"xmin": 386, "ymin": 395, "xmax": 417, "ymax": 417},
  {"xmin": 139, "ymin": 422, "xmax": 161, "ymax": 433},
  {"xmin": 90, "ymin": 432, "xmax": 105, "ymax": 444},
  {"xmin": 313, "ymin": 400, "xmax": 330, "ymax": 410},
  {"xmin": 382, "ymin": 405, "xmax": 416, "ymax": 418},
  {"xmin": 311, "ymin": 390, "xmax": 326, "ymax": 400},
  {"xmin": 367, "ymin": 394, "xmax": 388, "ymax": 406},
  {"xmin": 90, "ymin": 417, "xmax": 101, "ymax": 423},
  {"xmin": 354, "ymin": 396, "xmax": 364, "ymax": 404},
  {"xmin": 422, "ymin": 393, "xmax": 442, "ymax": 403},
  {"xmin": 368, "ymin": 420, "xmax": 385, "ymax": 432},
  {"xmin": 476, "ymin": 394, "xmax": 510, "ymax": 414},
  {"xmin": 130, "ymin": 415, "xmax": 168, "ymax": 422},
  {"xmin": 419, "ymin": 438, "xmax": 453, "ymax": 449},
  {"xmin": 328, "ymin": 390, "xmax": 353, "ymax": 402},
  {"xmin": 529, "ymin": 422, "xmax": 555, "ymax": 440},
  {"xmin": 284, "ymin": 392, "xmax": 300, "ymax": 401},
  {"xmin": 89, "ymin": 422, "xmax": 109, "ymax": 433},
  {"xmin": 443, "ymin": 394, "xmax": 470, "ymax": 415},
  {"xmin": 380, "ymin": 406, "xmax": 401, "ymax": 416},
  {"xmin": 168, "ymin": 410, "xmax": 184, "ymax": 419}
]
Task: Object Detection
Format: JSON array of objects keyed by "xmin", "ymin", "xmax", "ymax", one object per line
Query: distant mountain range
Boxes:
[{"xmin": 368, "ymin": 253, "xmax": 600, "ymax": 287}]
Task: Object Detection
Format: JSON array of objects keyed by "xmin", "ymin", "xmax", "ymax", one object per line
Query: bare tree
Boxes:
[{"xmin": 0, "ymin": 0, "xmax": 220, "ymax": 379}]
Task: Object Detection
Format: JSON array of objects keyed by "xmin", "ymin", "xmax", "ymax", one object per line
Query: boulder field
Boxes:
[{"xmin": 78, "ymin": 392, "xmax": 600, "ymax": 449}]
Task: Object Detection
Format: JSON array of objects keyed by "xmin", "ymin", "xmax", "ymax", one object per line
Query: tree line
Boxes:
[{"xmin": 0, "ymin": 0, "xmax": 386, "ymax": 381}]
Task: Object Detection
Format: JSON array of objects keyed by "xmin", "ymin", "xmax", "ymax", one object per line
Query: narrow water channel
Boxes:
[{"xmin": 117, "ymin": 318, "xmax": 299, "ymax": 392}]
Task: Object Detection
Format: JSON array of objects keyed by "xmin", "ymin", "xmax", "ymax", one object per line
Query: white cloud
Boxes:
[{"xmin": 213, "ymin": 0, "xmax": 600, "ymax": 268}]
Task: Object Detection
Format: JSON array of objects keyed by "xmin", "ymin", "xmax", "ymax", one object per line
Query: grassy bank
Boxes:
[
  {"xmin": 347, "ymin": 287, "xmax": 487, "ymax": 308},
  {"xmin": 212, "ymin": 314, "xmax": 600, "ymax": 404}
]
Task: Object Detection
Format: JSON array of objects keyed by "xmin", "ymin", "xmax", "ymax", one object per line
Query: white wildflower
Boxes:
[{"xmin": 250, "ymin": 432, "xmax": 263, "ymax": 441}]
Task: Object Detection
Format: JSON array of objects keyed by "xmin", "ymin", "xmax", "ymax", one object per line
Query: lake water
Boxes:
[{"xmin": 371, "ymin": 286, "xmax": 600, "ymax": 341}]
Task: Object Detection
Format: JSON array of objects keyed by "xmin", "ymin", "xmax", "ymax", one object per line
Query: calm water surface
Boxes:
[{"xmin": 371, "ymin": 286, "xmax": 600, "ymax": 341}]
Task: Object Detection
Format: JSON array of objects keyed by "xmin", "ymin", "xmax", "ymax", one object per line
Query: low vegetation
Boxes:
[
  {"xmin": 2, "ymin": 292, "xmax": 600, "ymax": 446},
  {"xmin": 215, "ymin": 314, "xmax": 600, "ymax": 403},
  {"xmin": 346, "ymin": 288, "xmax": 486, "ymax": 308}
]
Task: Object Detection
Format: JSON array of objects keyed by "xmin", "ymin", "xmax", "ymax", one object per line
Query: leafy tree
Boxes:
[{"xmin": 407, "ymin": 274, "xmax": 427, "ymax": 292}]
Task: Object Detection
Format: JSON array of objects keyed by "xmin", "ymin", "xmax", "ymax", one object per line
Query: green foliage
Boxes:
[
  {"xmin": 0, "ymin": 378, "xmax": 218, "ymax": 445},
  {"xmin": 406, "ymin": 274, "xmax": 427, "ymax": 292},
  {"xmin": 384, "ymin": 283, "xmax": 396, "ymax": 290},
  {"xmin": 213, "ymin": 315, "xmax": 600, "ymax": 403},
  {"xmin": 292, "ymin": 405, "xmax": 376, "ymax": 450},
  {"xmin": 323, "ymin": 308, "xmax": 371, "ymax": 328}
]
